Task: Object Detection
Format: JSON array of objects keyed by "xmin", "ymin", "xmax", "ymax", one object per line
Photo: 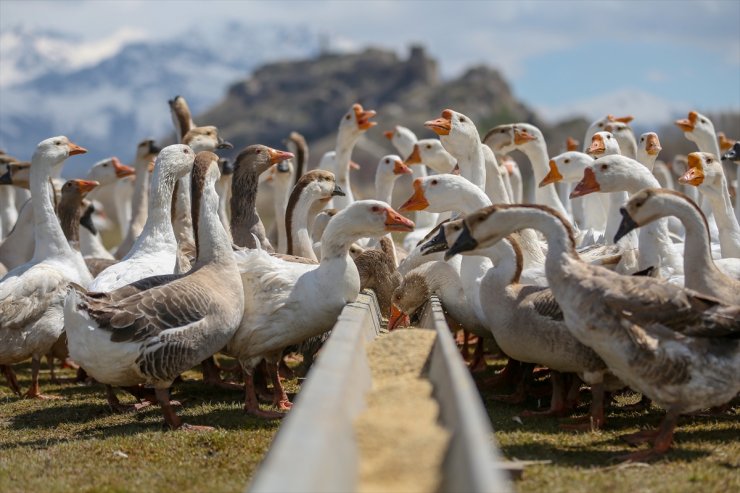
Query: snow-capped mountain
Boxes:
[{"xmin": 0, "ymin": 22, "xmax": 319, "ymax": 175}]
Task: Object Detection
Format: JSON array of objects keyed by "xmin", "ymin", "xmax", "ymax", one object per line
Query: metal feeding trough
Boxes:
[{"xmin": 248, "ymin": 291, "xmax": 511, "ymax": 493}]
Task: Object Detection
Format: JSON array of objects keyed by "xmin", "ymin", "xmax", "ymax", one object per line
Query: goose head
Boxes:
[
  {"xmin": 389, "ymin": 272, "xmax": 429, "ymax": 330},
  {"xmin": 636, "ymin": 132, "xmax": 662, "ymax": 169},
  {"xmin": 376, "ymin": 154, "xmax": 412, "ymax": 183},
  {"xmin": 723, "ymin": 142, "xmax": 740, "ymax": 163},
  {"xmin": 86, "ymin": 157, "xmax": 135, "ymax": 185},
  {"xmin": 0, "ymin": 159, "xmax": 30, "ymax": 188},
  {"xmin": 587, "ymin": 114, "xmax": 633, "ymax": 135},
  {"xmin": 338, "ymin": 103, "xmax": 377, "ymax": 137},
  {"xmin": 675, "ymin": 110, "xmax": 716, "ymax": 146},
  {"xmin": 586, "ymin": 131, "xmax": 621, "ymax": 158},
  {"xmin": 602, "ymin": 121, "xmax": 636, "ymax": 154},
  {"xmin": 154, "ymin": 144, "xmax": 196, "ymax": 181},
  {"xmin": 384, "ymin": 125, "xmax": 417, "ymax": 158},
  {"xmin": 404, "ymin": 139, "xmax": 456, "ymax": 173},
  {"xmin": 135, "ymin": 138, "xmax": 161, "ymax": 164},
  {"xmin": 483, "ymin": 123, "xmax": 540, "ymax": 154},
  {"xmin": 290, "ymin": 170, "xmax": 344, "ymax": 217},
  {"xmin": 33, "ymin": 136, "xmax": 87, "ymax": 167},
  {"xmin": 61, "ymin": 178, "xmax": 99, "ymax": 200},
  {"xmin": 614, "ymin": 188, "xmax": 694, "ymax": 243},
  {"xmin": 419, "ymin": 219, "xmax": 466, "ymax": 256},
  {"xmin": 540, "ymin": 151, "xmax": 594, "ymax": 187},
  {"xmin": 424, "ymin": 109, "xmax": 480, "ymax": 157},
  {"xmin": 671, "ymin": 154, "xmax": 689, "ymax": 177},
  {"xmin": 168, "ymin": 95, "xmax": 195, "ymax": 140},
  {"xmin": 338, "ymin": 200, "xmax": 414, "ymax": 236},
  {"xmin": 233, "ymin": 145, "xmax": 293, "ymax": 179},
  {"xmin": 678, "ymin": 152, "xmax": 724, "ymax": 190},
  {"xmin": 183, "ymin": 126, "xmax": 233, "ymax": 153},
  {"xmin": 399, "ymin": 174, "xmax": 487, "ymax": 214},
  {"xmin": 570, "ymin": 154, "xmax": 654, "ymax": 198}
]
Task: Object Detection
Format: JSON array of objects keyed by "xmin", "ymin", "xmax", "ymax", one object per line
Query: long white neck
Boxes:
[
  {"xmin": 374, "ymin": 174, "xmax": 397, "ymax": 205},
  {"xmin": 478, "ymin": 238, "xmax": 520, "ymax": 292},
  {"xmin": 125, "ymin": 165, "xmax": 178, "ymax": 259},
  {"xmin": 605, "ymin": 191, "xmax": 635, "ymax": 247},
  {"xmin": 120, "ymin": 159, "xmax": 151, "ymax": 250},
  {"xmin": 450, "ymin": 141, "xmax": 486, "ymax": 191},
  {"xmin": 482, "ymin": 145, "xmax": 510, "ymax": 203},
  {"xmin": 523, "ymin": 142, "xmax": 570, "ymax": 217},
  {"xmin": 173, "ymin": 174, "xmax": 194, "ymax": 246},
  {"xmin": 699, "ymin": 179, "xmax": 740, "ymax": 257},
  {"xmin": 287, "ymin": 192, "xmax": 320, "ymax": 261},
  {"xmin": 215, "ymin": 175, "xmax": 232, "ymax": 239},
  {"xmin": 693, "ymin": 132, "xmax": 721, "ymax": 158},
  {"xmin": 31, "ymin": 160, "xmax": 70, "ymax": 260},
  {"xmin": 0, "ymin": 186, "xmax": 17, "ymax": 238},
  {"xmin": 194, "ymin": 181, "xmax": 234, "ymax": 267},
  {"xmin": 273, "ymin": 178, "xmax": 292, "ymax": 254},
  {"xmin": 332, "ymin": 131, "xmax": 361, "ymax": 209}
]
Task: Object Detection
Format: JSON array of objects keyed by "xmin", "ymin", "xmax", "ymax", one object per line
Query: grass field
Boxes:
[{"xmin": 1, "ymin": 355, "xmax": 738, "ymax": 493}]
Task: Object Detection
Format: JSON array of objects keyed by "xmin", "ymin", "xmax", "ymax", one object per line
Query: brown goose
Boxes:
[{"xmin": 64, "ymin": 151, "xmax": 244, "ymax": 430}]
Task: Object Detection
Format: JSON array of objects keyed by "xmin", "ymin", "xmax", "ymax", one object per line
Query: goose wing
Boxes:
[{"xmin": 0, "ymin": 265, "xmax": 67, "ymax": 329}]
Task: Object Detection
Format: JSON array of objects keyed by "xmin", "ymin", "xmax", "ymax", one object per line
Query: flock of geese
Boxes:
[{"xmin": 0, "ymin": 94, "xmax": 739, "ymax": 462}]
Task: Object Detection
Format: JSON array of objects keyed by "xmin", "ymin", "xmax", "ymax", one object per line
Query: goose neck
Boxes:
[
  {"xmin": 454, "ymin": 144, "xmax": 486, "ymax": 191},
  {"xmin": 702, "ymin": 179, "xmax": 739, "ymax": 232},
  {"xmin": 663, "ymin": 198, "xmax": 718, "ymax": 285},
  {"xmin": 58, "ymin": 196, "xmax": 81, "ymax": 251},
  {"xmin": 286, "ymin": 189, "xmax": 319, "ymax": 260},
  {"xmin": 128, "ymin": 165, "xmax": 178, "ymax": 256},
  {"xmin": 30, "ymin": 160, "xmax": 70, "ymax": 259},
  {"xmin": 128, "ymin": 159, "xmax": 151, "ymax": 235},
  {"xmin": 193, "ymin": 182, "xmax": 234, "ymax": 267},
  {"xmin": 229, "ymin": 164, "xmax": 261, "ymax": 247}
]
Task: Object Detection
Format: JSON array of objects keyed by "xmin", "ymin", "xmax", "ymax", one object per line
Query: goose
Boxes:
[
  {"xmin": 446, "ymin": 203, "xmax": 740, "ymax": 462},
  {"xmin": 227, "ymin": 200, "xmax": 414, "ymax": 417},
  {"xmin": 723, "ymin": 141, "xmax": 740, "ymax": 163},
  {"xmin": 571, "ymin": 153, "xmax": 683, "ymax": 276},
  {"xmin": 0, "ymin": 157, "xmax": 19, "ymax": 240},
  {"xmin": 0, "ymin": 194, "xmax": 34, "ymax": 272},
  {"xmin": 230, "ymin": 145, "xmax": 293, "ymax": 250},
  {"xmin": 582, "ymin": 114, "xmax": 633, "ymax": 155},
  {"xmin": 678, "ymin": 152, "xmax": 740, "ymax": 258},
  {"xmin": 266, "ymin": 158, "xmax": 294, "ymax": 253},
  {"xmin": 375, "ymin": 154, "xmax": 412, "ymax": 204},
  {"xmin": 216, "ymin": 157, "xmax": 234, "ymax": 234},
  {"xmin": 484, "ymin": 123, "xmax": 569, "ymax": 218},
  {"xmin": 286, "ymin": 171, "xmax": 345, "ymax": 260},
  {"xmin": 88, "ymin": 144, "xmax": 195, "ymax": 292},
  {"xmin": 403, "ymin": 139, "xmax": 456, "ymax": 174},
  {"xmin": 500, "ymin": 154, "xmax": 523, "ymax": 203},
  {"xmin": 115, "ymin": 139, "xmax": 160, "ymax": 259},
  {"xmin": 424, "ymin": 221, "xmax": 615, "ymax": 424},
  {"xmin": 355, "ymin": 236, "xmax": 402, "ymax": 316},
  {"xmin": 285, "ymin": 131, "xmax": 309, "ymax": 189},
  {"xmin": 384, "ymin": 125, "xmax": 417, "ymax": 159},
  {"xmin": 0, "ymin": 136, "xmax": 91, "ymax": 398},
  {"xmin": 616, "ymin": 188, "xmax": 740, "ymax": 301},
  {"xmin": 602, "ymin": 121, "xmax": 638, "ymax": 160},
  {"xmin": 64, "ymin": 151, "xmax": 244, "ymax": 430},
  {"xmin": 323, "ymin": 103, "xmax": 377, "ymax": 210}
]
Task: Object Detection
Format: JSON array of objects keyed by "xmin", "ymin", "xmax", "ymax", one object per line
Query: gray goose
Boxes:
[{"xmin": 64, "ymin": 151, "xmax": 244, "ymax": 430}]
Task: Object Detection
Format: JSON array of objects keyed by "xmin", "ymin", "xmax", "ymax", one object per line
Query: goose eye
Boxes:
[
  {"xmin": 459, "ymin": 117, "xmax": 466, "ymax": 123},
  {"xmin": 371, "ymin": 205, "xmax": 381, "ymax": 213},
  {"xmin": 426, "ymin": 144, "xmax": 432, "ymax": 149},
  {"xmin": 564, "ymin": 159, "xmax": 570, "ymax": 164},
  {"xmin": 385, "ymin": 159, "xmax": 390, "ymax": 164},
  {"xmin": 598, "ymin": 123, "xmax": 603, "ymax": 128},
  {"xmin": 345, "ymin": 115, "xmax": 351, "ymax": 120},
  {"xmin": 54, "ymin": 141, "xmax": 61, "ymax": 145},
  {"xmin": 607, "ymin": 135, "xmax": 612, "ymax": 139},
  {"xmin": 701, "ymin": 119, "xmax": 706, "ymax": 124},
  {"xmin": 256, "ymin": 150, "xmax": 261, "ymax": 154},
  {"xmin": 431, "ymin": 179, "xmax": 438, "ymax": 185},
  {"xmin": 601, "ymin": 164, "xmax": 608, "ymax": 170},
  {"xmin": 640, "ymin": 137, "xmax": 645, "ymax": 141},
  {"xmin": 103, "ymin": 163, "xmax": 109, "ymax": 167},
  {"xmin": 500, "ymin": 129, "xmax": 505, "ymax": 133},
  {"xmin": 183, "ymin": 149, "xmax": 189, "ymax": 154}
]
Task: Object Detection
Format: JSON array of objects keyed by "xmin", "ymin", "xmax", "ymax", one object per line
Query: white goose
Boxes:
[
  {"xmin": 447, "ymin": 203, "xmax": 740, "ymax": 462},
  {"xmin": 0, "ymin": 156, "xmax": 19, "ymax": 240},
  {"xmin": 678, "ymin": 152, "xmax": 740, "ymax": 259},
  {"xmin": 582, "ymin": 114, "xmax": 633, "ymax": 155},
  {"xmin": 227, "ymin": 200, "xmax": 414, "ymax": 417},
  {"xmin": 616, "ymin": 188, "xmax": 740, "ymax": 302},
  {"xmin": 88, "ymin": 145, "xmax": 195, "ymax": 292},
  {"xmin": 0, "ymin": 136, "xmax": 91, "ymax": 398},
  {"xmin": 265, "ymin": 158, "xmax": 294, "ymax": 254},
  {"xmin": 64, "ymin": 151, "xmax": 243, "ymax": 430}
]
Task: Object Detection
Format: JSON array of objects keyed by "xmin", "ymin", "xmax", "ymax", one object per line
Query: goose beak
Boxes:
[
  {"xmin": 451, "ymin": 164, "xmax": 461, "ymax": 175},
  {"xmin": 570, "ymin": 167, "xmax": 600, "ymax": 198},
  {"xmin": 645, "ymin": 134, "xmax": 662, "ymax": 156},
  {"xmin": 331, "ymin": 184, "xmax": 345, "ymax": 197},
  {"xmin": 718, "ymin": 133, "xmax": 734, "ymax": 153},
  {"xmin": 350, "ymin": 160, "xmax": 361, "ymax": 170},
  {"xmin": 404, "ymin": 144, "xmax": 422, "ymax": 165},
  {"xmin": 353, "ymin": 104, "xmax": 377, "ymax": 130},
  {"xmin": 587, "ymin": 135, "xmax": 605, "ymax": 156},
  {"xmin": 148, "ymin": 159, "xmax": 156, "ymax": 173},
  {"xmin": 424, "ymin": 114, "xmax": 452, "ymax": 136},
  {"xmin": 614, "ymin": 207, "xmax": 639, "ymax": 243},
  {"xmin": 76, "ymin": 179, "xmax": 100, "ymax": 194},
  {"xmin": 420, "ymin": 226, "xmax": 448, "ymax": 255},
  {"xmin": 148, "ymin": 141, "xmax": 162, "ymax": 155},
  {"xmin": 112, "ymin": 158, "xmax": 136, "ymax": 178},
  {"xmin": 675, "ymin": 111, "xmax": 697, "ymax": 132},
  {"xmin": 384, "ymin": 207, "xmax": 415, "ymax": 232},
  {"xmin": 388, "ymin": 304, "xmax": 410, "ymax": 331},
  {"xmin": 393, "ymin": 159, "xmax": 413, "ymax": 175},
  {"xmin": 67, "ymin": 142, "xmax": 87, "ymax": 156},
  {"xmin": 723, "ymin": 145, "xmax": 739, "ymax": 162},
  {"xmin": 539, "ymin": 160, "xmax": 563, "ymax": 187},
  {"xmin": 609, "ymin": 114, "xmax": 634, "ymax": 124},
  {"xmin": 267, "ymin": 148, "xmax": 294, "ymax": 165},
  {"xmin": 0, "ymin": 168, "xmax": 11, "ymax": 185},
  {"xmin": 445, "ymin": 223, "xmax": 477, "ymax": 260},
  {"xmin": 566, "ymin": 137, "xmax": 579, "ymax": 152},
  {"xmin": 217, "ymin": 137, "xmax": 233, "ymax": 150},
  {"xmin": 679, "ymin": 155, "xmax": 704, "ymax": 186},
  {"xmin": 219, "ymin": 158, "xmax": 234, "ymax": 175},
  {"xmin": 383, "ymin": 130, "xmax": 394, "ymax": 140},
  {"xmin": 514, "ymin": 128, "xmax": 536, "ymax": 145},
  {"xmin": 399, "ymin": 179, "xmax": 430, "ymax": 212}
]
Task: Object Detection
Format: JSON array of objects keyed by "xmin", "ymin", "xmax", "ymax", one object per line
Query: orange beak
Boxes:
[
  {"xmin": 148, "ymin": 159, "xmax": 156, "ymax": 173},
  {"xmin": 353, "ymin": 104, "xmax": 377, "ymax": 130},
  {"xmin": 587, "ymin": 135, "xmax": 605, "ymax": 156},
  {"xmin": 68, "ymin": 141, "xmax": 87, "ymax": 156},
  {"xmin": 514, "ymin": 128, "xmax": 536, "ymax": 145},
  {"xmin": 451, "ymin": 163, "xmax": 461, "ymax": 175},
  {"xmin": 350, "ymin": 160, "xmax": 361, "ymax": 170},
  {"xmin": 675, "ymin": 111, "xmax": 698, "ymax": 132},
  {"xmin": 679, "ymin": 154, "xmax": 704, "ymax": 186},
  {"xmin": 608, "ymin": 114, "xmax": 634, "ymax": 124},
  {"xmin": 566, "ymin": 137, "xmax": 579, "ymax": 152},
  {"xmin": 112, "ymin": 157, "xmax": 135, "ymax": 178},
  {"xmin": 570, "ymin": 167, "xmax": 601, "ymax": 198},
  {"xmin": 384, "ymin": 207, "xmax": 415, "ymax": 232},
  {"xmin": 267, "ymin": 148, "xmax": 294, "ymax": 165},
  {"xmin": 425, "ymin": 110, "xmax": 453, "ymax": 136},
  {"xmin": 393, "ymin": 159, "xmax": 413, "ymax": 175},
  {"xmin": 404, "ymin": 144, "xmax": 422, "ymax": 165},
  {"xmin": 503, "ymin": 159, "xmax": 515, "ymax": 175},
  {"xmin": 400, "ymin": 179, "xmax": 430, "ymax": 211},
  {"xmin": 539, "ymin": 160, "xmax": 564, "ymax": 187},
  {"xmin": 718, "ymin": 133, "xmax": 735, "ymax": 152},
  {"xmin": 383, "ymin": 130, "xmax": 395, "ymax": 140},
  {"xmin": 388, "ymin": 304, "xmax": 410, "ymax": 331},
  {"xmin": 645, "ymin": 134, "xmax": 662, "ymax": 156},
  {"xmin": 75, "ymin": 179, "xmax": 100, "ymax": 194}
]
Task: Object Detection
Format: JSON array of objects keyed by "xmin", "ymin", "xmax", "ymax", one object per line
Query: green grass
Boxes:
[
  {"xmin": 475, "ymin": 360, "xmax": 740, "ymax": 493},
  {"xmin": 0, "ymin": 359, "xmax": 298, "ymax": 493}
]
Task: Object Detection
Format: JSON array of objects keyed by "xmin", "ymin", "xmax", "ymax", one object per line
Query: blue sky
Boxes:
[{"xmin": 1, "ymin": 0, "xmax": 739, "ymax": 123}]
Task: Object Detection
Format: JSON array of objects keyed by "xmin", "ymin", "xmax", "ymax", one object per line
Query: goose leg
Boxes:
[
  {"xmin": 492, "ymin": 363, "xmax": 535, "ymax": 404},
  {"xmin": 46, "ymin": 354, "xmax": 59, "ymax": 385},
  {"xmin": 520, "ymin": 371, "xmax": 569, "ymax": 417},
  {"xmin": 1, "ymin": 365, "xmax": 22, "ymax": 396},
  {"xmin": 268, "ymin": 355, "xmax": 292, "ymax": 411},
  {"xmin": 155, "ymin": 387, "xmax": 213, "ymax": 432},
  {"xmin": 243, "ymin": 366, "xmax": 284, "ymax": 419},
  {"xmin": 468, "ymin": 337, "xmax": 487, "ymax": 373},
  {"xmin": 200, "ymin": 356, "xmax": 242, "ymax": 390},
  {"xmin": 560, "ymin": 382, "xmax": 605, "ymax": 431},
  {"xmin": 23, "ymin": 357, "xmax": 60, "ymax": 399},
  {"xmin": 618, "ymin": 410, "xmax": 679, "ymax": 462}
]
